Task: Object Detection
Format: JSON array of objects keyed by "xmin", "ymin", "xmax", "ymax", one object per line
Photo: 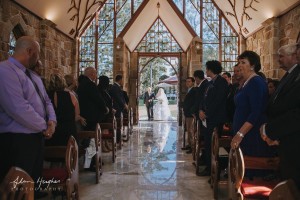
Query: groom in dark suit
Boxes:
[
  {"xmin": 261, "ymin": 43, "xmax": 300, "ymax": 188},
  {"xmin": 144, "ymin": 87, "xmax": 155, "ymax": 120}
]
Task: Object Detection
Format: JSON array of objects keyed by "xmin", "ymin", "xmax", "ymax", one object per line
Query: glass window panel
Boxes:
[
  {"xmin": 202, "ymin": 21, "xmax": 218, "ymax": 43},
  {"xmin": 98, "ymin": 44, "xmax": 113, "ymax": 79},
  {"xmin": 99, "ymin": 20, "xmax": 114, "ymax": 43},
  {"xmin": 136, "ymin": 18, "xmax": 182, "ymax": 52},
  {"xmin": 185, "ymin": 0, "xmax": 200, "ymax": 36},
  {"xmin": 8, "ymin": 32, "xmax": 16, "ymax": 56},
  {"xmin": 172, "ymin": 0, "xmax": 183, "ymax": 13},
  {"xmin": 116, "ymin": 0, "xmax": 131, "ymax": 36},
  {"xmin": 134, "ymin": 0, "xmax": 144, "ymax": 13},
  {"xmin": 203, "ymin": 43, "xmax": 219, "ymax": 67}
]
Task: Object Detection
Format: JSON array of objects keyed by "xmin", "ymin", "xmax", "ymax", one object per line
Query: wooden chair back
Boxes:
[
  {"xmin": 43, "ymin": 136, "xmax": 79, "ymax": 199},
  {"xmin": 100, "ymin": 116, "xmax": 117, "ymax": 163},
  {"xmin": 269, "ymin": 179, "xmax": 300, "ymax": 200},
  {"xmin": 0, "ymin": 167, "xmax": 34, "ymax": 200},
  {"xmin": 77, "ymin": 124, "xmax": 102, "ymax": 183},
  {"xmin": 228, "ymin": 148, "xmax": 245, "ymax": 200}
]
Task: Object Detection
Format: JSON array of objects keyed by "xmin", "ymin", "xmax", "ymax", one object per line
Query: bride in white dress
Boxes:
[{"xmin": 153, "ymin": 88, "xmax": 171, "ymax": 120}]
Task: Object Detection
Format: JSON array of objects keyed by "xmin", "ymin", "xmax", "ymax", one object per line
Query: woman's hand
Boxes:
[{"xmin": 231, "ymin": 133, "xmax": 243, "ymax": 149}]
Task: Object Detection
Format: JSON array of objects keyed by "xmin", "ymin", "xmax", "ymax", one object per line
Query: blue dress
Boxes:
[{"xmin": 233, "ymin": 76, "xmax": 275, "ymax": 157}]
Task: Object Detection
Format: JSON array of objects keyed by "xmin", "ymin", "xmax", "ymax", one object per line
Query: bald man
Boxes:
[
  {"xmin": 77, "ymin": 67, "xmax": 108, "ymax": 131},
  {"xmin": 0, "ymin": 36, "xmax": 56, "ymax": 185}
]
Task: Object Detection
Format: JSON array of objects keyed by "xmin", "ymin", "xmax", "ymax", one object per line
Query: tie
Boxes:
[
  {"xmin": 272, "ymin": 72, "xmax": 289, "ymax": 102},
  {"xmin": 25, "ymin": 69, "xmax": 48, "ymax": 121}
]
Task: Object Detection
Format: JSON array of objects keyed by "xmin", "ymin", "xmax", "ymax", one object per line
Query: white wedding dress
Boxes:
[{"xmin": 153, "ymin": 88, "xmax": 171, "ymax": 121}]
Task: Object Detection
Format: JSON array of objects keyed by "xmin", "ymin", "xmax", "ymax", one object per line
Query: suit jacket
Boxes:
[
  {"xmin": 77, "ymin": 76, "xmax": 107, "ymax": 124},
  {"xmin": 144, "ymin": 92, "xmax": 155, "ymax": 107},
  {"xmin": 196, "ymin": 79, "xmax": 209, "ymax": 114},
  {"xmin": 266, "ymin": 64, "xmax": 300, "ymax": 183},
  {"xmin": 183, "ymin": 87, "xmax": 198, "ymax": 117},
  {"xmin": 200, "ymin": 75, "xmax": 228, "ymax": 126},
  {"xmin": 109, "ymin": 83, "xmax": 126, "ymax": 113}
]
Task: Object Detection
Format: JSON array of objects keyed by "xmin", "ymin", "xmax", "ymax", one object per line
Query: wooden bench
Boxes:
[
  {"xmin": 0, "ymin": 167, "xmax": 34, "ymax": 200},
  {"xmin": 181, "ymin": 108, "xmax": 186, "ymax": 148},
  {"xmin": 116, "ymin": 113, "xmax": 123, "ymax": 149},
  {"xmin": 42, "ymin": 136, "xmax": 79, "ymax": 199},
  {"xmin": 77, "ymin": 124, "xmax": 102, "ymax": 183},
  {"xmin": 100, "ymin": 117, "xmax": 117, "ymax": 163},
  {"xmin": 269, "ymin": 179, "xmax": 300, "ymax": 200},
  {"xmin": 228, "ymin": 147, "xmax": 280, "ymax": 200},
  {"xmin": 211, "ymin": 128, "xmax": 231, "ymax": 199}
]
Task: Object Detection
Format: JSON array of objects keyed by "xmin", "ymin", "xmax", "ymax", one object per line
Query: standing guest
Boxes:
[
  {"xmin": 222, "ymin": 72, "xmax": 235, "ymax": 133},
  {"xmin": 45, "ymin": 74, "xmax": 80, "ymax": 146},
  {"xmin": 98, "ymin": 75, "xmax": 114, "ymax": 122},
  {"xmin": 261, "ymin": 42, "xmax": 300, "ymax": 188},
  {"xmin": 182, "ymin": 77, "xmax": 198, "ymax": 154},
  {"xmin": 143, "ymin": 87, "xmax": 155, "ymax": 120},
  {"xmin": 198, "ymin": 60, "xmax": 228, "ymax": 176},
  {"xmin": 109, "ymin": 75, "xmax": 128, "ymax": 144},
  {"xmin": 193, "ymin": 70, "xmax": 209, "ymax": 171},
  {"xmin": 77, "ymin": 67, "xmax": 108, "ymax": 131},
  {"xmin": 230, "ymin": 51, "xmax": 274, "ymax": 159},
  {"xmin": 64, "ymin": 74, "xmax": 78, "ymax": 98},
  {"xmin": 0, "ymin": 36, "xmax": 56, "ymax": 189}
]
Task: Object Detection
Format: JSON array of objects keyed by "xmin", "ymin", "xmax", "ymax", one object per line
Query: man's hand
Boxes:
[{"xmin": 43, "ymin": 120, "xmax": 56, "ymax": 139}]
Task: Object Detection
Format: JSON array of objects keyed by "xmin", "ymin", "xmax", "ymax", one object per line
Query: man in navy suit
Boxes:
[
  {"xmin": 109, "ymin": 75, "xmax": 128, "ymax": 144},
  {"xmin": 198, "ymin": 61, "xmax": 228, "ymax": 176},
  {"xmin": 261, "ymin": 42, "xmax": 300, "ymax": 188}
]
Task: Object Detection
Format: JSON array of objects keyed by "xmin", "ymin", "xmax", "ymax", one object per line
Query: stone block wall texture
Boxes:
[
  {"xmin": 246, "ymin": 4, "xmax": 300, "ymax": 80},
  {"xmin": 0, "ymin": 0, "xmax": 75, "ymax": 80}
]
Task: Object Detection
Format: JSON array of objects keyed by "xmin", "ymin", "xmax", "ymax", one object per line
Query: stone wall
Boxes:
[
  {"xmin": 0, "ymin": 0, "xmax": 75, "ymax": 79},
  {"xmin": 246, "ymin": 4, "xmax": 300, "ymax": 79}
]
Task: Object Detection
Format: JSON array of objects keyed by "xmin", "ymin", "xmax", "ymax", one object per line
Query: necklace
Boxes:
[{"xmin": 242, "ymin": 73, "xmax": 258, "ymax": 88}]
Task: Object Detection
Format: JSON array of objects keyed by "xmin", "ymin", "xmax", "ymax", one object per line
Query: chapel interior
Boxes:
[{"xmin": 0, "ymin": 0, "xmax": 299, "ymax": 199}]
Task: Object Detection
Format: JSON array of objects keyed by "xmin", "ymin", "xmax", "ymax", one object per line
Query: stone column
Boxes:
[
  {"xmin": 129, "ymin": 52, "xmax": 138, "ymax": 124},
  {"xmin": 189, "ymin": 37, "xmax": 203, "ymax": 73},
  {"xmin": 178, "ymin": 52, "xmax": 188, "ymax": 125}
]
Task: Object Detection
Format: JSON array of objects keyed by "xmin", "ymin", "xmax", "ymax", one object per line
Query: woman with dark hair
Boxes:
[
  {"xmin": 231, "ymin": 51, "xmax": 275, "ymax": 158},
  {"xmin": 267, "ymin": 79, "xmax": 279, "ymax": 97},
  {"xmin": 198, "ymin": 60, "xmax": 228, "ymax": 176},
  {"xmin": 97, "ymin": 75, "xmax": 113, "ymax": 122}
]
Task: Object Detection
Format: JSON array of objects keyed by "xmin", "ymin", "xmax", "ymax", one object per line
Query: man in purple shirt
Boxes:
[{"xmin": 0, "ymin": 36, "xmax": 56, "ymax": 186}]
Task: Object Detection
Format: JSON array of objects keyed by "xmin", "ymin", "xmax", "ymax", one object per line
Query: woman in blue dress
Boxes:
[{"xmin": 231, "ymin": 51, "xmax": 275, "ymax": 157}]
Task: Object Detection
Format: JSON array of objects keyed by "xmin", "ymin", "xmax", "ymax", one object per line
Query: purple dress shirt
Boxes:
[{"xmin": 0, "ymin": 57, "xmax": 56, "ymax": 134}]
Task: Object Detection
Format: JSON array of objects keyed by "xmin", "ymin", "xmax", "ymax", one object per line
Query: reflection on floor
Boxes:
[{"xmin": 79, "ymin": 121, "xmax": 217, "ymax": 200}]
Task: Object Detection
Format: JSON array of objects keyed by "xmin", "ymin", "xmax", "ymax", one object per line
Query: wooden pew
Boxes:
[
  {"xmin": 210, "ymin": 128, "xmax": 231, "ymax": 199},
  {"xmin": 100, "ymin": 117, "xmax": 117, "ymax": 163},
  {"xmin": 77, "ymin": 124, "xmax": 102, "ymax": 183},
  {"xmin": 269, "ymin": 179, "xmax": 300, "ymax": 200},
  {"xmin": 228, "ymin": 147, "xmax": 280, "ymax": 200},
  {"xmin": 181, "ymin": 108, "xmax": 186, "ymax": 148},
  {"xmin": 0, "ymin": 167, "xmax": 34, "ymax": 200},
  {"xmin": 42, "ymin": 136, "xmax": 79, "ymax": 199},
  {"xmin": 129, "ymin": 107, "xmax": 133, "ymax": 134},
  {"xmin": 116, "ymin": 113, "xmax": 123, "ymax": 149}
]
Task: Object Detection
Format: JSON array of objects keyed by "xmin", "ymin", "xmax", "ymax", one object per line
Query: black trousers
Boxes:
[
  {"xmin": 0, "ymin": 132, "xmax": 44, "ymax": 183},
  {"xmin": 146, "ymin": 106, "xmax": 153, "ymax": 120}
]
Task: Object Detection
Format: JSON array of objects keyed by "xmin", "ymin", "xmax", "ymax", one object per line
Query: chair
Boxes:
[
  {"xmin": 100, "ymin": 117, "xmax": 117, "ymax": 163},
  {"xmin": 0, "ymin": 167, "xmax": 34, "ymax": 200},
  {"xmin": 42, "ymin": 136, "xmax": 79, "ymax": 199},
  {"xmin": 77, "ymin": 124, "xmax": 102, "ymax": 183},
  {"xmin": 210, "ymin": 128, "xmax": 231, "ymax": 199},
  {"xmin": 269, "ymin": 179, "xmax": 300, "ymax": 200},
  {"xmin": 228, "ymin": 148, "xmax": 280, "ymax": 200}
]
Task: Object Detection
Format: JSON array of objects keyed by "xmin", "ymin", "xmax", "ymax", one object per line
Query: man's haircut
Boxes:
[
  {"xmin": 193, "ymin": 70, "xmax": 204, "ymax": 79},
  {"xmin": 115, "ymin": 74, "xmax": 123, "ymax": 82},
  {"xmin": 186, "ymin": 77, "xmax": 195, "ymax": 82},
  {"xmin": 206, "ymin": 60, "xmax": 222, "ymax": 74},
  {"xmin": 222, "ymin": 72, "xmax": 231, "ymax": 78}
]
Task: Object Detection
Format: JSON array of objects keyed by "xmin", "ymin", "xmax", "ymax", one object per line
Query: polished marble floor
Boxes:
[{"xmin": 79, "ymin": 121, "xmax": 220, "ymax": 200}]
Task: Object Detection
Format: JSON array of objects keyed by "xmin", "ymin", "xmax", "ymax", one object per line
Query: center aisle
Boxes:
[{"xmin": 79, "ymin": 121, "xmax": 213, "ymax": 200}]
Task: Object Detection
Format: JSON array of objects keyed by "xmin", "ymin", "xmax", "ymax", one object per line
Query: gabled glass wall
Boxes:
[{"xmin": 173, "ymin": 0, "xmax": 239, "ymax": 72}]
